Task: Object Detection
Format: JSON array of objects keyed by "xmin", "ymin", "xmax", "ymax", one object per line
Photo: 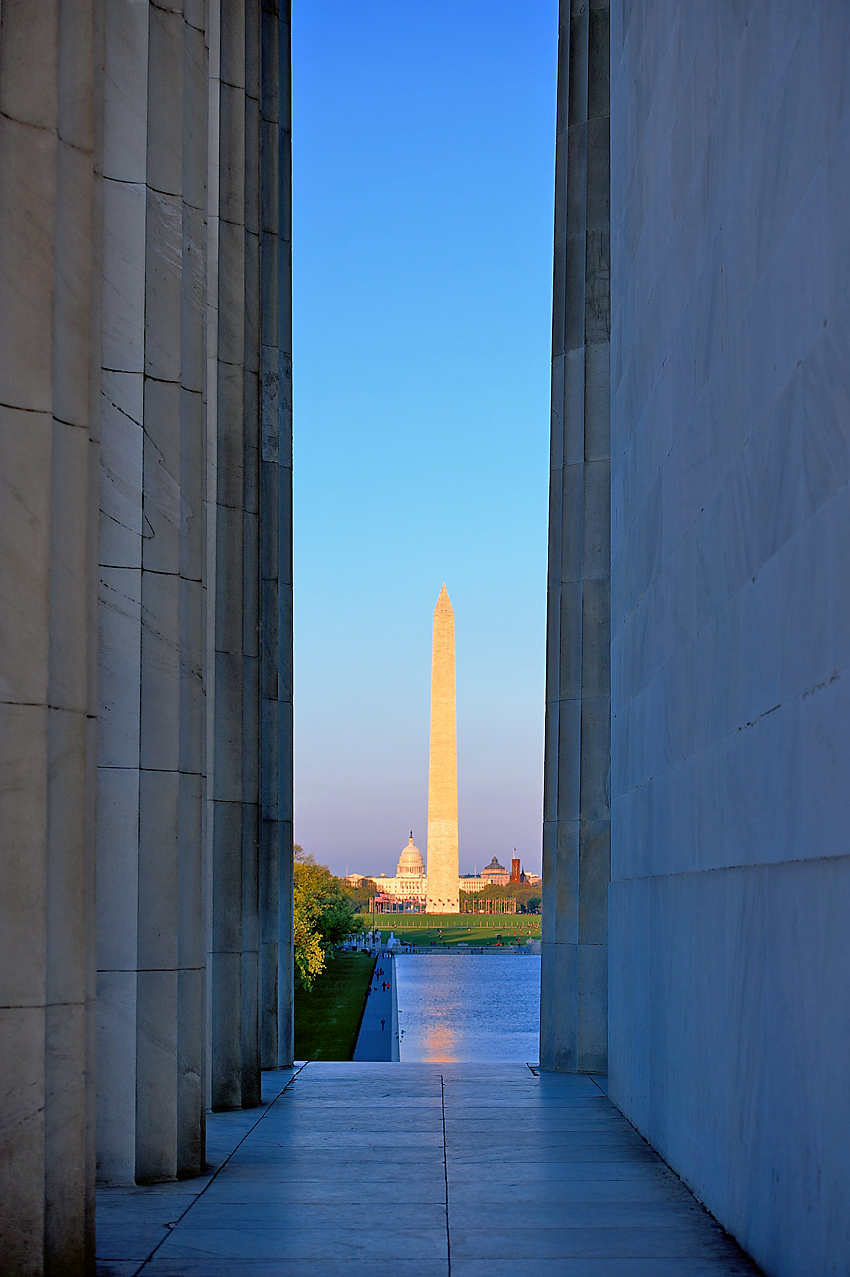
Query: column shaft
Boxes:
[
  {"xmin": 0, "ymin": 1, "xmax": 98, "ymax": 1269},
  {"xmin": 540, "ymin": 0, "xmax": 611, "ymax": 1074}
]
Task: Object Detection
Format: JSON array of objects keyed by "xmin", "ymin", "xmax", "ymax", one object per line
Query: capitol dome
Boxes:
[{"xmin": 397, "ymin": 834, "xmax": 425, "ymax": 877}]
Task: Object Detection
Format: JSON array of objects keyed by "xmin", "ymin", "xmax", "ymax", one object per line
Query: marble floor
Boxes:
[{"xmin": 96, "ymin": 1063, "xmax": 762, "ymax": 1276}]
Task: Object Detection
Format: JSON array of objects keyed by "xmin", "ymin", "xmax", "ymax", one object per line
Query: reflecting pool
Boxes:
[{"xmin": 395, "ymin": 954, "xmax": 540, "ymax": 1062}]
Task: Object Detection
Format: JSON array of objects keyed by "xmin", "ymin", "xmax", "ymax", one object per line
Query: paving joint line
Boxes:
[
  {"xmin": 440, "ymin": 1073, "xmax": 451, "ymax": 1277},
  {"xmin": 131, "ymin": 1061, "xmax": 309, "ymax": 1276}
]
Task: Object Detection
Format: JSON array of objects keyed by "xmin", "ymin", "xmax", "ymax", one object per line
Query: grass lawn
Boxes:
[
  {"xmin": 362, "ymin": 915, "xmax": 541, "ymax": 948},
  {"xmin": 294, "ymin": 951, "xmax": 376, "ymax": 1060}
]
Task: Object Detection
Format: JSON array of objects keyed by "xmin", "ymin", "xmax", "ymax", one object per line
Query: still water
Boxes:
[{"xmin": 395, "ymin": 954, "xmax": 540, "ymax": 1062}]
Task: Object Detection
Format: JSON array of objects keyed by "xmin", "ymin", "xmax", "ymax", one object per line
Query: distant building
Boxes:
[
  {"xmin": 481, "ymin": 856, "xmax": 510, "ymax": 886},
  {"xmin": 511, "ymin": 857, "xmax": 522, "ymax": 883},
  {"xmin": 351, "ymin": 835, "xmax": 490, "ymax": 906}
]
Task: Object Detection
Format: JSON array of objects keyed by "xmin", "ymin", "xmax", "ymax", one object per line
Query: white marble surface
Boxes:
[{"xmin": 609, "ymin": 3, "xmax": 850, "ymax": 1274}]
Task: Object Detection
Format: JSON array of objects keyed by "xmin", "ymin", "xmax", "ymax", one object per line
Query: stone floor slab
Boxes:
[{"xmin": 95, "ymin": 1062, "xmax": 761, "ymax": 1276}]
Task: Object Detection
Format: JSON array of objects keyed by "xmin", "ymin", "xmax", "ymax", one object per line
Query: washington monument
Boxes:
[{"xmin": 426, "ymin": 585, "xmax": 460, "ymax": 913}]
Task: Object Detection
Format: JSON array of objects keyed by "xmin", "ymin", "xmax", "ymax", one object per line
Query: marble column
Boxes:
[
  {"xmin": 96, "ymin": 0, "xmax": 207, "ymax": 1182},
  {"xmin": 540, "ymin": 0, "xmax": 611, "ymax": 1074},
  {"xmin": 210, "ymin": 0, "xmax": 292, "ymax": 1106},
  {"xmin": 259, "ymin": 1, "xmax": 294, "ymax": 1070},
  {"xmin": 0, "ymin": 1, "xmax": 98, "ymax": 1270}
]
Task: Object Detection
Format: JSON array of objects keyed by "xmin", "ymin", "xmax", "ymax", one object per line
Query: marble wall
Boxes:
[
  {"xmin": 0, "ymin": 1, "xmax": 293, "ymax": 1269},
  {"xmin": 608, "ymin": 2, "xmax": 850, "ymax": 1273}
]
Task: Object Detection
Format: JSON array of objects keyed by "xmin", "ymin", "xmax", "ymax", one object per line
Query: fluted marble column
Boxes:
[
  {"xmin": 0, "ymin": 1, "xmax": 98, "ymax": 1269},
  {"xmin": 96, "ymin": 0, "xmax": 207, "ymax": 1182},
  {"xmin": 540, "ymin": 0, "xmax": 611, "ymax": 1074},
  {"xmin": 210, "ymin": 0, "xmax": 292, "ymax": 1107}
]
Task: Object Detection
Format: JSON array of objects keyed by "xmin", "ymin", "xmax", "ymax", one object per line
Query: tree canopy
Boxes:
[{"xmin": 293, "ymin": 846, "xmax": 364, "ymax": 990}]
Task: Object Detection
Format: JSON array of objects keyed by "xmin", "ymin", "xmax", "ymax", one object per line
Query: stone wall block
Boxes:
[
  {"xmin": 95, "ymin": 970, "xmax": 137, "ymax": 1184},
  {"xmin": 213, "ymin": 651, "xmax": 244, "ymax": 803},
  {"xmin": 242, "ymin": 656, "xmax": 261, "ymax": 787},
  {"xmin": 45, "ymin": 706, "xmax": 89, "ymax": 1004},
  {"xmin": 243, "ymin": 372, "xmax": 261, "ymax": 512},
  {"xmin": 102, "ymin": 0, "xmax": 150, "ymax": 184},
  {"xmin": 558, "ymin": 461, "xmax": 585, "ymax": 584},
  {"xmin": 242, "ymin": 514, "xmax": 260, "ymax": 657},
  {"xmin": 53, "ymin": 142, "xmax": 95, "ymax": 429},
  {"xmin": 563, "ymin": 346, "xmax": 587, "ymax": 464},
  {"xmin": 180, "ymin": 388, "xmax": 205, "ymax": 579},
  {"xmin": 584, "ymin": 341, "xmax": 610, "ymax": 461},
  {"xmin": 139, "ymin": 570, "xmax": 181, "ymax": 772},
  {"xmin": 578, "ymin": 819, "xmax": 610, "ymax": 945},
  {"xmin": 43, "ymin": 1001, "xmax": 88, "ymax": 1271},
  {"xmin": 95, "ymin": 767, "xmax": 139, "ymax": 971},
  {"xmin": 555, "ymin": 579, "xmax": 582, "ymax": 700},
  {"xmin": 135, "ymin": 969, "xmax": 178, "ymax": 1182},
  {"xmin": 564, "ymin": 232, "xmax": 588, "ymax": 353},
  {"xmin": 244, "ymin": 231, "xmax": 261, "ymax": 371},
  {"xmin": 178, "ymin": 770, "xmax": 204, "ymax": 967},
  {"xmin": 0, "ymin": 115, "xmax": 56, "ymax": 411},
  {"xmin": 142, "ymin": 379, "xmax": 182, "ymax": 572},
  {"xmin": 182, "ymin": 21, "xmax": 207, "ymax": 212},
  {"xmin": 99, "ymin": 372, "xmax": 144, "ymax": 569},
  {"xmin": 260, "ymin": 6, "xmax": 280, "ymax": 125},
  {"xmin": 179, "ymin": 579, "xmax": 205, "ymax": 775},
  {"xmin": 575, "ymin": 941, "xmax": 607, "ymax": 1071},
  {"xmin": 144, "ymin": 190, "xmax": 183, "ymax": 382},
  {"xmin": 98, "ymin": 567, "xmax": 142, "ymax": 770},
  {"xmin": 244, "ymin": 109, "xmax": 261, "ymax": 240},
  {"xmin": 240, "ymin": 947, "xmax": 260, "ymax": 1107},
  {"xmin": 101, "ymin": 179, "xmax": 146, "ymax": 374},
  {"xmin": 146, "ymin": 3, "xmax": 184, "ymax": 198},
  {"xmin": 579, "ymin": 577, "xmax": 610, "ymax": 697},
  {"xmin": 176, "ymin": 964, "xmax": 205, "ymax": 1177},
  {"xmin": 0, "ymin": 702, "xmax": 48, "ymax": 1004},
  {"xmin": 555, "ymin": 696, "xmax": 581, "ymax": 819},
  {"xmin": 218, "ymin": 83, "xmax": 246, "ymax": 226},
  {"xmin": 212, "ymin": 800, "xmax": 243, "ymax": 951},
  {"xmin": 181, "ymin": 207, "xmax": 206, "ymax": 395},
  {"xmin": 0, "ymin": 408, "xmax": 52, "ymax": 704},
  {"xmin": 214, "ymin": 504, "xmax": 245, "ymax": 653},
  {"xmin": 0, "ymin": 1005, "xmax": 46, "ymax": 1266},
  {"xmin": 137, "ymin": 769, "xmax": 180, "ymax": 970},
  {"xmin": 216, "ymin": 363, "xmax": 246, "ymax": 506},
  {"xmin": 220, "ymin": 0, "xmax": 247, "ymax": 92},
  {"xmin": 552, "ymin": 817, "xmax": 580, "ymax": 943},
  {"xmin": 210, "ymin": 950, "xmax": 242, "ymax": 1111}
]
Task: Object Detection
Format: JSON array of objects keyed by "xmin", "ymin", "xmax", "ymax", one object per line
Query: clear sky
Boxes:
[{"xmin": 292, "ymin": 0, "xmax": 558, "ymax": 879}]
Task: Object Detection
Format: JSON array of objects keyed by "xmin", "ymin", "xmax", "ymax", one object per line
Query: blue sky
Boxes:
[{"xmin": 292, "ymin": 0, "xmax": 558, "ymax": 878}]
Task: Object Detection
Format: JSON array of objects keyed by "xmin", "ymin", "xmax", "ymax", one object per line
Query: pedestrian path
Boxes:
[
  {"xmin": 352, "ymin": 950, "xmax": 399, "ymax": 1060},
  {"xmin": 96, "ymin": 1063, "xmax": 762, "ymax": 1276}
]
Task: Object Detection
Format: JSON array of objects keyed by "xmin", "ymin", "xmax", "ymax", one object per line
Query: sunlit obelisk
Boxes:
[{"xmin": 426, "ymin": 585, "xmax": 460, "ymax": 913}]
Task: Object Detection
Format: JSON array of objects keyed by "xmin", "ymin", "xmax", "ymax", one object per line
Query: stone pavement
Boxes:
[
  {"xmin": 96, "ymin": 1063, "xmax": 762, "ymax": 1276},
  {"xmin": 352, "ymin": 951, "xmax": 399, "ymax": 1060}
]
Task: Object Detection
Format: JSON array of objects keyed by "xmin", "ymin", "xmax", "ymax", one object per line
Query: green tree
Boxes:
[
  {"xmin": 294, "ymin": 846, "xmax": 364, "ymax": 991},
  {"xmin": 339, "ymin": 877, "xmax": 379, "ymax": 912}
]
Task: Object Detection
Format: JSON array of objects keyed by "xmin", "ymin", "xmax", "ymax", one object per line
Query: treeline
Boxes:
[{"xmin": 465, "ymin": 882, "xmax": 542, "ymax": 914}]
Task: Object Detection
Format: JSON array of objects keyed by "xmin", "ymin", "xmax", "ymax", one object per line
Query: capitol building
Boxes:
[
  {"xmin": 344, "ymin": 835, "xmax": 480, "ymax": 907},
  {"xmin": 345, "ymin": 836, "xmax": 539, "ymax": 909}
]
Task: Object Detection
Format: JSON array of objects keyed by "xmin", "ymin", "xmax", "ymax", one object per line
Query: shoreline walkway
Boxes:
[
  {"xmin": 96, "ymin": 1063, "xmax": 762, "ymax": 1276},
  {"xmin": 352, "ymin": 951, "xmax": 399, "ymax": 1061}
]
